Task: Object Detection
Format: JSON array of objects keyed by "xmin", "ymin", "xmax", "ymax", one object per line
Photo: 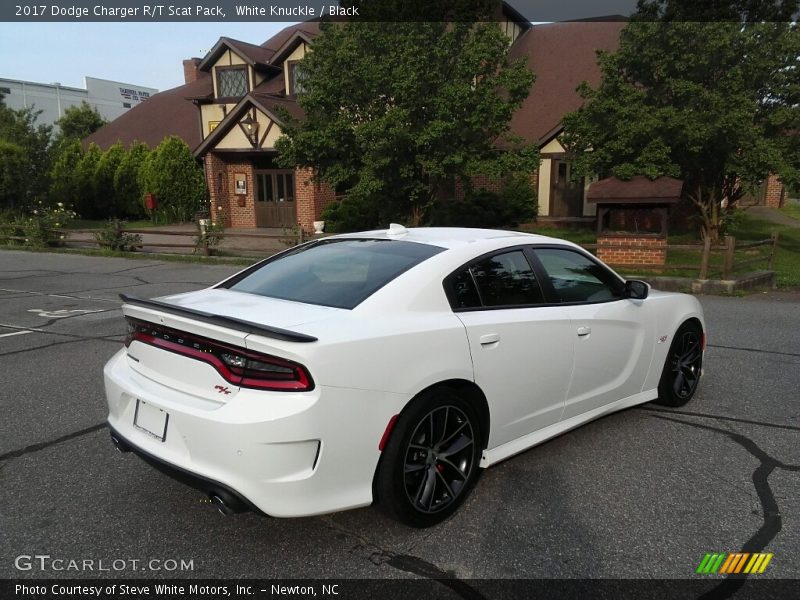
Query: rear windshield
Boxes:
[{"xmin": 221, "ymin": 239, "xmax": 445, "ymax": 309}]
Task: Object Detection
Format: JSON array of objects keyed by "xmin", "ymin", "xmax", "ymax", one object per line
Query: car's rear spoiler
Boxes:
[{"xmin": 118, "ymin": 293, "xmax": 318, "ymax": 343}]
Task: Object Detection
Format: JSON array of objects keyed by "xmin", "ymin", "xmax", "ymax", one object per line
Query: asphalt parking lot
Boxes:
[{"xmin": 1, "ymin": 250, "xmax": 798, "ymax": 587}]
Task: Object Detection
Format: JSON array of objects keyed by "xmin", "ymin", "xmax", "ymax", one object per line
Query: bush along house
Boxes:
[{"xmin": 84, "ymin": 11, "xmax": 790, "ymax": 232}]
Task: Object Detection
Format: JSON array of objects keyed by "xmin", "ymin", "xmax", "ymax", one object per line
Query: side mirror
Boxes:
[{"xmin": 625, "ymin": 279, "xmax": 649, "ymax": 300}]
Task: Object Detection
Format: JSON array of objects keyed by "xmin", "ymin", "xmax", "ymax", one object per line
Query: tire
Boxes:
[
  {"xmin": 375, "ymin": 387, "xmax": 484, "ymax": 527},
  {"xmin": 654, "ymin": 321, "xmax": 703, "ymax": 407}
]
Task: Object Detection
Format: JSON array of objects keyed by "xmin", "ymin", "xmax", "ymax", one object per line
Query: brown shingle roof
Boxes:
[
  {"xmin": 218, "ymin": 37, "xmax": 276, "ymax": 66},
  {"xmin": 587, "ymin": 176, "xmax": 683, "ymax": 203},
  {"xmin": 260, "ymin": 22, "xmax": 321, "ymax": 51},
  {"xmin": 86, "ymin": 20, "xmax": 624, "ymax": 154},
  {"xmin": 508, "ymin": 20, "xmax": 625, "ymax": 145},
  {"xmin": 84, "ymin": 76, "xmax": 211, "ymax": 150}
]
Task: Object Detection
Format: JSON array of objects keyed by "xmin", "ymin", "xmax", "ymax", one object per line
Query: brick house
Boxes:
[{"xmin": 85, "ymin": 11, "xmax": 789, "ymax": 231}]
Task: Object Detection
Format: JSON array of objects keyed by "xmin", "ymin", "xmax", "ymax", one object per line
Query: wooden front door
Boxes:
[
  {"xmin": 550, "ymin": 159, "xmax": 585, "ymax": 217},
  {"xmin": 255, "ymin": 170, "xmax": 296, "ymax": 228}
]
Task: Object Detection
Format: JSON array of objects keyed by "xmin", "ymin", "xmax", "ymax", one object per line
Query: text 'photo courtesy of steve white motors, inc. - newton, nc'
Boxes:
[
  {"xmin": 12, "ymin": 3, "xmax": 360, "ymax": 19},
  {"xmin": 15, "ymin": 583, "xmax": 341, "ymax": 597}
]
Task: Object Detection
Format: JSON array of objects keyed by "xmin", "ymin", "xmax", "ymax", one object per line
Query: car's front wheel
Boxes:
[
  {"xmin": 654, "ymin": 321, "xmax": 703, "ymax": 407},
  {"xmin": 375, "ymin": 387, "xmax": 483, "ymax": 527}
]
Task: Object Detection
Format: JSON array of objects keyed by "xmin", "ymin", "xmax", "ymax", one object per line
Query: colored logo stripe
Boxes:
[{"xmin": 697, "ymin": 553, "xmax": 773, "ymax": 574}]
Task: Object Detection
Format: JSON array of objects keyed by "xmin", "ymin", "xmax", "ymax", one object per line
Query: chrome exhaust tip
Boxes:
[
  {"xmin": 209, "ymin": 494, "xmax": 238, "ymax": 516},
  {"xmin": 110, "ymin": 432, "xmax": 130, "ymax": 453}
]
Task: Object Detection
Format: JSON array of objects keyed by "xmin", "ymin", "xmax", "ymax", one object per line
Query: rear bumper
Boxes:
[
  {"xmin": 108, "ymin": 426, "xmax": 262, "ymax": 515},
  {"xmin": 104, "ymin": 349, "xmax": 410, "ymax": 517}
]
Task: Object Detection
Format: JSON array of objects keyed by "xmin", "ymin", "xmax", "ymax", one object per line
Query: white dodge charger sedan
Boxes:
[{"xmin": 105, "ymin": 225, "xmax": 705, "ymax": 527}]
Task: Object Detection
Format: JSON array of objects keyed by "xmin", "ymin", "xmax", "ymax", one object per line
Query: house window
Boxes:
[
  {"xmin": 217, "ymin": 67, "xmax": 248, "ymax": 98},
  {"xmin": 287, "ymin": 61, "xmax": 306, "ymax": 95}
]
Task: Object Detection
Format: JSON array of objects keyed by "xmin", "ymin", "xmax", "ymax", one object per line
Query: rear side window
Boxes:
[
  {"xmin": 448, "ymin": 250, "xmax": 544, "ymax": 309},
  {"xmin": 222, "ymin": 239, "xmax": 444, "ymax": 309}
]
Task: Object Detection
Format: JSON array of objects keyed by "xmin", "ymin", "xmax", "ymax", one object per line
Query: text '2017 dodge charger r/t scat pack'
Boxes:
[{"xmin": 105, "ymin": 225, "xmax": 705, "ymax": 527}]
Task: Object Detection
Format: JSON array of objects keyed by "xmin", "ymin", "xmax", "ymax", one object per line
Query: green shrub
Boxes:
[
  {"xmin": 73, "ymin": 143, "xmax": 103, "ymax": 219},
  {"xmin": 428, "ymin": 175, "xmax": 536, "ymax": 229},
  {"xmin": 320, "ymin": 195, "xmax": 381, "ymax": 233},
  {"xmin": 93, "ymin": 219, "xmax": 142, "ymax": 251},
  {"xmin": 139, "ymin": 136, "xmax": 207, "ymax": 224},
  {"xmin": 0, "ymin": 140, "xmax": 29, "ymax": 210},
  {"xmin": 114, "ymin": 141, "xmax": 150, "ymax": 219},
  {"xmin": 0, "ymin": 209, "xmax": 26, "ymax": 244},
  {"xmin": 48, "ymin": 139, "xmax": 84, "ymax": 210},
  {"xmin": 15, "ymin": 201, "xmax": 77, "ymax": 247},
  {"xmin": 95, "ymin": 143, "xmax": 125, "ymax": 217}
]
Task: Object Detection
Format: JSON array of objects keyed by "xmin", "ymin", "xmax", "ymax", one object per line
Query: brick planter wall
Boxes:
[
  {"xmin": 765, "ymin": 173, "xmax": 785, "ymax": 208},
  {"xmin": 597, "ymin": 234, "xmax": 667, "ymax": 265}
]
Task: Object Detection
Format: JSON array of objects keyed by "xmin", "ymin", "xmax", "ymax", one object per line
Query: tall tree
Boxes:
[
  {"xmin": 562, "ymin": 0, "xmax": 800, "ymax": 241},
  {"xmin": 114, "ymin": 141, "xmax": 150, "ymax": 219},
  {"xmin": 55, "ymin": 101, "xmax": 107, "ymax": 142},
  {"xmin": 48, "ymin": 138, "xmax": 84, "ymax": 209},
  {"xmin": 0, "ymin": 105, "xmax": 52, "ymax": 208},
  {"xmin": 276, "ymin": 0, "xmax": 537, "ymax": 226}
]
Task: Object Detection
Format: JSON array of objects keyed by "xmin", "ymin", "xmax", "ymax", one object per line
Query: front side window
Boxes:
[
  {"xmin": 217, "ymin": 67, "xmax": 247, "ymax": 98},
  {"xmin": 448, "ymin": 250, "xmax": 544, "ymax": 310},
  {"xmin": 221, "ymin": 239, "xmax": 445, "ymax": 309},
  {"xmin": 534, "ymin": 248, "xmax": 623, "ymax": 303}
]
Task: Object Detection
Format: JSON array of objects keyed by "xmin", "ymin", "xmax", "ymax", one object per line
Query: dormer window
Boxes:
[
  {"xmin": 217, "ymin": 66, "xmax": 248, "ymax": 98},
  {"xmin": 287, "ymin": 61, "xmax": 306, "ymax": 95}
]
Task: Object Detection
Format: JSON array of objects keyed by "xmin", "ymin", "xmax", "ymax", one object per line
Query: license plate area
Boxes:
[{"xmin": 133, "ymin": 399, "xmax": 169, "ymax": 442}]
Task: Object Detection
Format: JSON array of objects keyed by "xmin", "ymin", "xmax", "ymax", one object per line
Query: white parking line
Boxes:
[
  {"xmin": 0, "ymin": 330, "xmax": 32, "ymax": 339},
  {"xmin": 0, "ymin": 323, "xmax": 46, "ymax": 333},
  {"xmin": 0, "ymin": 288, "xmax": 120, "ymax": 303}
]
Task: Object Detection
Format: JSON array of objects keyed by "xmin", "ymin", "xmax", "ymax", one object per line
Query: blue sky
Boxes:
[{"xmin": 0, "ymin": 22, "xmax": 296, "ymax": 91}]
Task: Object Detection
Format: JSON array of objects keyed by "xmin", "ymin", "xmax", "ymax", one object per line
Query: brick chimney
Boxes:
[{"xmin": 182, "ymin": 58, "xmax": 206, "ymax": 84}]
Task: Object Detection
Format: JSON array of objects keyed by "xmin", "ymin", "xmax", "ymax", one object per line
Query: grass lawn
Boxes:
[
  {"xmin": 779, "ymin": 202, "xmax": 800, "ymax": 223},
  {"xmin": 735, "ymin": 212, "xmax": 800, "ymax": 288}
]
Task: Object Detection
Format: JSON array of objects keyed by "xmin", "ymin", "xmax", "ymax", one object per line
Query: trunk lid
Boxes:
[{"xmin": 121, "ymin": 289, "xmax": 340, "ymax": 402}]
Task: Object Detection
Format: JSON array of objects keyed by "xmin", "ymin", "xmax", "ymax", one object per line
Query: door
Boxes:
[
  {"xmin": 448, "ymin": 249, "xmax": 575, "ymax": 448},
  {"xmin": 550, "ymin": 159, "xmax": 584, "ymax": 217},
  {"xmin": 531, "ymin": 247, "xmax": 652, "ymax": 420},
  {"xmin": 255, "ymin": 170, "xmax": 296, "ymax": 228}
]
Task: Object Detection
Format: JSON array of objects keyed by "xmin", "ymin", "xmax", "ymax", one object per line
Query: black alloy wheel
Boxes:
[
  {"xmin": 375, "ymin": 387, "xmax": 483, "ymax": 527},
  {"xmin": 655, "ymin": 321, "xmax": 703, "ymax": 407},
  {"xmin": 403, "ymin": 405, "xmax": 476, "ymax": 515}
]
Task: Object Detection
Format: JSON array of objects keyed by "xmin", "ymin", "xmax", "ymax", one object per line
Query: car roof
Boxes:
[{"xmin": 331, "ymin": 226, "xmax": 566, "ymax": 250}]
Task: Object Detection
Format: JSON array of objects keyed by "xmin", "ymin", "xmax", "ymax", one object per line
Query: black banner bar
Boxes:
[
  {"xmin": 3, "ymin": 579, "xmax": 800, "ymax": 600},
  {"xmin": 2, "ymin": 0, "xmax": 797, "ymax": 23}
]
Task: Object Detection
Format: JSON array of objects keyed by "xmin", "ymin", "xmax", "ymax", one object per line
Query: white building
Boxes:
[{"xmin": 0, "ymin": 76, "xmax": 158, "ymax": 129}]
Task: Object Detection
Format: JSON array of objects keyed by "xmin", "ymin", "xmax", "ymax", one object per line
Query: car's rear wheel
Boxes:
[
  {"xmin": 375, "ymin": 387, "xmax": 483, "ymax": 527},
  {"xmin": 654, "ymin": 321, "xmax": 703, "ymax": 407}
]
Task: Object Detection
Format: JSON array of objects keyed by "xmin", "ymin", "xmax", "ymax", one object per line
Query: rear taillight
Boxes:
[{"xmin": 125, "ymin": 317, "xmax": 313, "ymax": 391}]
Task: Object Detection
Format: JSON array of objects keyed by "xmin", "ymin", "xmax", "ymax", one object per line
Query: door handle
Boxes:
[
  {"xmin": 577, "ymin": 326, "xmax": 592, "ymax": 337},
  {"xmin": 479, "ymin": 333, "xmax": 500, "ymax": 346}
]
